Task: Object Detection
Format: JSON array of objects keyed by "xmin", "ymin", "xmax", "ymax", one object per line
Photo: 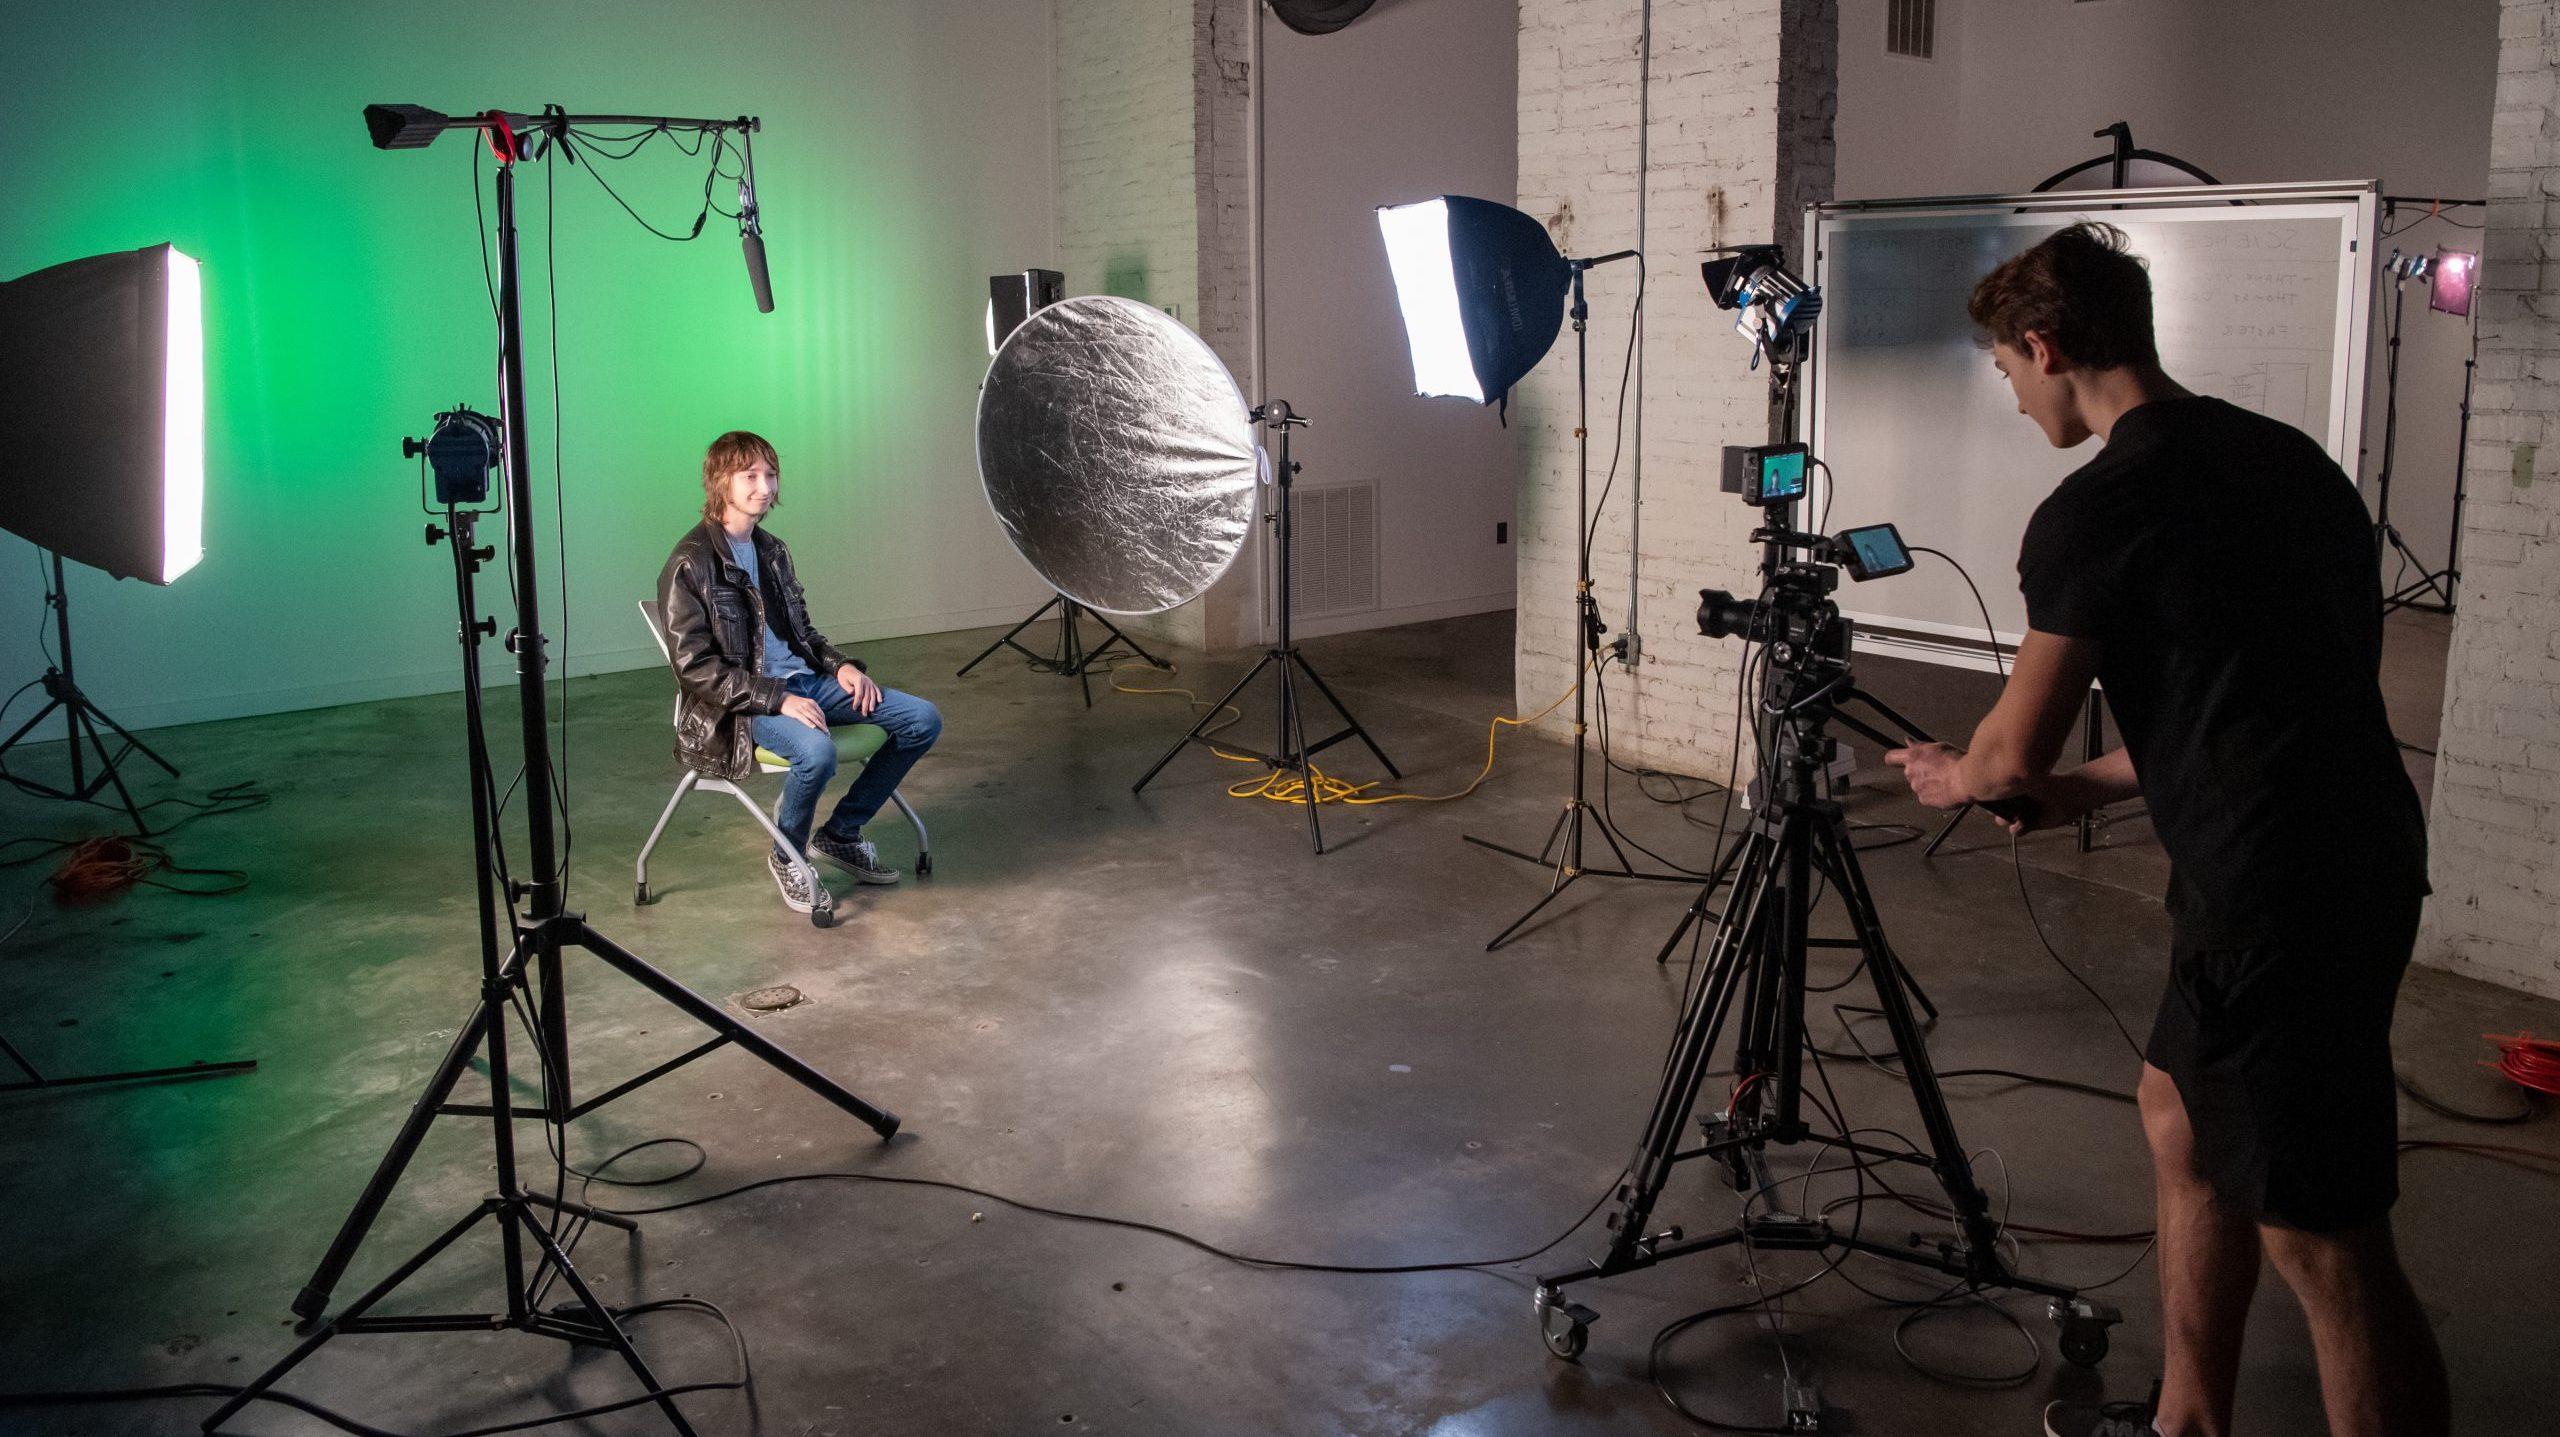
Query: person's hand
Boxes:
[
  {"xmin": 1884, "ymin": 742, "xmax": 1971, "ymax": 811},
  {"xmin": 780, "ymin": 694, "xmax": 827, "ymax": 730},
  {"xmin": 837, "ymin": 664, "xmax": 881, "ymax": 718}
]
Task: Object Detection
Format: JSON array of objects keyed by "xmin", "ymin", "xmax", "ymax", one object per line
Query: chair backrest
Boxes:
[{"xmin": 638, "ymin": 600, "xmax": 682, "ymax": 727}]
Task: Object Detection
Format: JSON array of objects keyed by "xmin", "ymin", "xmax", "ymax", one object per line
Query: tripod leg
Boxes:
[
  {"xmin": 207, "ymin": 1200, "xmax": 505, "ymax": 1433},
  {"xmin": 1289, "ymin": 651, "xmax": 1401, "ymax": 779},
  {"xmin": 73, "ymin": 689, "xmax": 181, "ymax": 778},
  {"xmin": 1815, "ymin": 818, "xmax": 2006, "ymax": 1278},
  {"xmin": 1654, "ymin": 831, "xmax": 1747, "ymax": 965},
  {"xmin": 955, "ymin": 596, "xmax": 1061, "ymax": 678},
  {"xmin": 1087, "ymin": 610, "xmax": 1166, "ymax": 669},
  {"xmin": 513, "ymin": 1207, "xmax": 701, "ymax": 1437},
  {"xmin": 566, "ymin": 921, "xmax": 899, "ymax": 1138},
  {"xmin": 1281, "ymin": 658, "xmax": 1325, "ymax": 854},
  {"xmin": 1921, "ymin": 804, "xmax": 1971, "ymax": 858},
  {"xmin": 292, "ymin": 997, "xmax": 500, "ymax": 1320},
  {"xmin": 1133, "ymin": 652, "xmax": 1270, "ymax": 794}
]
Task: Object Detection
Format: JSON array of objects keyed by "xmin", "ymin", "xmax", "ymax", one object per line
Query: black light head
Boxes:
[{"xmin": 365, "ymin": 104, "xmax": 451, "ymax": 151}]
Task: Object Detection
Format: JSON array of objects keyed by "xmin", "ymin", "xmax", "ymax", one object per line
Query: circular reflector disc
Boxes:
[{"xmin": 976, "ymin": 296, "xmax": 1258, "ymax": 616}]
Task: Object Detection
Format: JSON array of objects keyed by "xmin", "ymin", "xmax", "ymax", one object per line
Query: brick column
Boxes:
[
  {"xmin": 1051, "ymin": 0, "xmax": 1260, "ymax": 653},
  {"xmin": 1515, "ymin": 0, "xmax": 1838, "ymax": 777},
  {"xmin": 2423, "ymin": 0, "xmax": 2560, "ymax": 999}
]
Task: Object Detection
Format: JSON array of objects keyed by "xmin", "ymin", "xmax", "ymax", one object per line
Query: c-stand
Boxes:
[
  {"xmin": 211, "ymin": 110, "xmax": 902, "ymax": 1437},
  {"xmin": 1532, "ymin": 565, "xmax": 2117, "ymax": 1397}
]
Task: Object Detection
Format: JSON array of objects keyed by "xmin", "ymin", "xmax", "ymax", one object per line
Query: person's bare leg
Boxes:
[
  {"xmin": 2141, "ymin": 1063, "xmax": 2259, "ymax": 1437},
  {"xmin": 2258, "ymin": 1217, "xmax": 2448, "ymax": 1437}
]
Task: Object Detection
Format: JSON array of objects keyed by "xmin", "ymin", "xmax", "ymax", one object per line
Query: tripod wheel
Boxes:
[
  {"xmin": 1539, "ymin": 1297, "xmax": 1594, "ymax": 1362},
  {"xmin": 2059, "ymin": 1322, "xmax": 2109, "ymax": 1368}
]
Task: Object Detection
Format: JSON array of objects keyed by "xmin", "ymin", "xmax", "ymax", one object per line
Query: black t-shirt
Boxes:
[{"xmin": 2018, "ymin": 396, "xmax": 2427, "ymax": 948}]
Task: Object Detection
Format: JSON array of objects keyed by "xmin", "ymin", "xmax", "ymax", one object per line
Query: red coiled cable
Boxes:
[{"xmin": 2486, "ymin": 1032, "xmax": 2560, "ymax": 1096}]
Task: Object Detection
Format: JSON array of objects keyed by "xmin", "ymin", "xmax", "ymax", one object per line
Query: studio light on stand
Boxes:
[
  {"xmin": 1378, "ymin": 195, "xmax": 1687, "ymax": 949},
  {"xmin": 2371, "ymin": 232, "xmax": 2480, "ymax": 616},
  {"xmin": 0, "ymin": 244, "xmax": 254, "ymax": 1098},
  {"xmin": 0, "ymin": 243, "xmax": 202, "ymax": 833}
]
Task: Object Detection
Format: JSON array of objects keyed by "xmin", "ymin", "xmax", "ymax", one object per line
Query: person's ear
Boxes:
[{"xmin": 2022, "ymin": 330, "xmax": 2067, "ymax": 377}]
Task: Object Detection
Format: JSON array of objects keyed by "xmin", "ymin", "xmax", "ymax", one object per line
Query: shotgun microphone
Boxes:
[{"xmin": 738, "ymin": 132, "xmax": 774, "ymax": 313}]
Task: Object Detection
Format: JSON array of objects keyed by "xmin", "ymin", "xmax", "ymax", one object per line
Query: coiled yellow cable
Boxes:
[{"xmin": 1109, "ymin": 656, "xmax": 1589, "ymax": 807}]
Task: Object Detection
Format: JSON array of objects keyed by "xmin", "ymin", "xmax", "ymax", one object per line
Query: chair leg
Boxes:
[
  {"xmin": 890, "ymin": 791, "xmax": 930, "ymax": 875},
  {"xmin": 725, "ymin": 786, "xmax": 824, "ymax": 892},
  {"xmin": 635, "ymin": 772, "xmax": 699, "ymax": 904}
]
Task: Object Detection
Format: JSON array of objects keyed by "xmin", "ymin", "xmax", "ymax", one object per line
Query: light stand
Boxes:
[
  {"xmin": 1133, "ymin": 401, "xmax": 1400, "ymax": 854},
  {"xmin": 0, "ymin": 1030, "xmax": 253, "ymax": 1095},
  {"xmin": 0, "ymin": 552, "xmax": 183, "ymax": 833},
  {"xmin": 2374, "ymin": 258, "xmax": 2455, "ymax": 614},
  {"xmin": 956, "ymin": 593, "xmax": 1167, "ymax": 707},
  {"xmin": 1465, "ymin": 254, "xmax": 1692, "ymax": 948},
  {"xmin": 213, "ymin": 110, "xmax": 902, "ymax": 1437},
  {"xmin": 2384, "ymin": 272, "xmax": 2476, "ymax": 616}
]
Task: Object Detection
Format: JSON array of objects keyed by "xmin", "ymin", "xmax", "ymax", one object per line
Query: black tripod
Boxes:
[
  {"xmin": 957, "ymin": 592, "xmax": 1165, "ymax": 706},
  {"xmin": 2374, "ymin": 255, "xmax": 2456, "ymax": 614},
  {"xmin": 1533, "ymin": 648, "xmax": 2114, "ymax": 1383},
  {"xmin": 1465, "ymin": 254, "xmax": 1691, "ymax": 948},
  {"xmin": 210, "ymin": 114, "xmax": 900, "ymax": 1437},
  {"xmin": 0, "ymin": 1030, "xmax": 253, "ymax": 1094},
  {"xmin": 1133, "ymin": 401, "xmax": 1398, "ymax": 855},
  {"xmin": 0, "ymin": 551, "xmax": 182, "ymax": 833}
]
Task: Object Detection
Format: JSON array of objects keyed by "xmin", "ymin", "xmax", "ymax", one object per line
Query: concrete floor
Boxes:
[{"xmin": 0, "ymin": 608, "xmax": 2551, "ymax": 1436}]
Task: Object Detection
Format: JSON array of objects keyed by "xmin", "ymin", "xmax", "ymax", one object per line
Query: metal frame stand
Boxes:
[
  {"xmin": 1532, "ymin": 672, "xmax": 2114, "ymax": 1381},
  {"xmin": 2374, "ymin": 263, "xmax": 2456, "ymax": 615},
  {"xmin": 957, "ymin": 593, "xmax": 1165, "ymax": 707},
  {"xmin": 1133, "ymin": 401, "xmax": 1399, "ymax": 855},
  {"xmin": 2382, "ymin": 256, "xmax": 2475, "ymax": 616},
  {"xmin": 0, "ymin": 1030, "xmax": 253, "ymax": 1095},
  {"xmin": 214, "ymin": 118, "xmax": 900, "ymax": 1437},
  {"xmin": 1465, "ymin": 257, "xmax": 1692, "ymax": 948},
  {"xmin": 0, "ymin": 552, "xmax": 182, "ymax": 834}
]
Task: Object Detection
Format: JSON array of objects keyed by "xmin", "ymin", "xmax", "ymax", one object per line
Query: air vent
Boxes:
[
  {"xmin": 1887, "ymin": 0, "xmax": 1936, "ymax": 59},
  {"xmin": 1288, "ymin": 483, "xmax": 1378, "ymax": 619}
]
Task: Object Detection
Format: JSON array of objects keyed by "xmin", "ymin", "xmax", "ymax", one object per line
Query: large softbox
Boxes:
[{"xmin": 0, "ymin": 243, "xmax": 205, "ymax": 584}]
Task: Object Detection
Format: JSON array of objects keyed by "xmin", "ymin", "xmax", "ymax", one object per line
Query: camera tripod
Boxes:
[
  {"xmin": 1532, "ymin": 657, "xmax": 2115, "ymax": 1384},
  {"xmin": 1133, "ymin": 400, "xmax": 1399, "ymax": 854},
  {"xmin": 956, "ymin": 593, "xmax": 1165, "ymax": 707},
  {"xmin": 208, "ymin": 117, "xmax": 899, "ymax": 1437}
]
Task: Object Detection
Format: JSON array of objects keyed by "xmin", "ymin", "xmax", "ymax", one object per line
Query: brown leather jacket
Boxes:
[{"xmin": 658, "ymin": 519, "xmax": 861, "ymax": 780}]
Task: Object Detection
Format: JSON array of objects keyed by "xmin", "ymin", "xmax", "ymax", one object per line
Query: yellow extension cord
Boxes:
[{"xmin": 1108, "ymin": 656, "xmax": 1591, "ymax": 807}]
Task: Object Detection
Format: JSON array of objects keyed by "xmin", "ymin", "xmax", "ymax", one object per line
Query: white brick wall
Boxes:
[
  {"xmin": 1051, "ymin": 0, "xmax": 1260, "ymax": 652},
  {"xmin": 2422, "ymin": 0, "xmax": 2560, "ymax": 999},
  {"xmin": 1515, "ymin": 1, "xmax": 1838, "ymax": 775}
]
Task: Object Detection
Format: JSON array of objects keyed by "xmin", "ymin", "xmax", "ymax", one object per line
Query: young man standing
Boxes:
[
  {"xmin": 659, "ymin": 430, "xmax": 942, "ymax": 919},
  {"xmin": 1884, "ymin": 224, "xmax": 2447, "ymax": 1437}
]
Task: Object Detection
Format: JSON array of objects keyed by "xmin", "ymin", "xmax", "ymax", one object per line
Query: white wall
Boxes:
[
  {"xmin": 0, "ymin": 0, "xmax": 1057, "ymax": 737},
  {"xmin": 1837, "ymin": 0, "xmax": 2500, "ymax": 589},
  {"xmin": 1260, "ymin": 0, "xmax": 1521, "ymax": 636},
  {"xmin": 2425, "ymin": 0, "xmax": 2560, "ymax": 1002}
]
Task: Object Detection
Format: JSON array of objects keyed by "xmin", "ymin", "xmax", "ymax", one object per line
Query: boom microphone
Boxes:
[{"xmin": 738, "ymin": 131, "xmax": 774, "ymax": 313}]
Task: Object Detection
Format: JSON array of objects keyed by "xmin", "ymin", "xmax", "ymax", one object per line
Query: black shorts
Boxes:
[{"xmin": 2144, "ymin": 899, "xmax": 2420, "ymax": 1232}]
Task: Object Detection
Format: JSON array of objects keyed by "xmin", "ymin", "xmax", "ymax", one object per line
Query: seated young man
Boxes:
[
  {"xmin": 1886, "ymin": 224, "xmax": 2444, "ymax": 1437},
  {"xmin": 658, "ymin": 430, "xmax": 942, "ymax": 919}
]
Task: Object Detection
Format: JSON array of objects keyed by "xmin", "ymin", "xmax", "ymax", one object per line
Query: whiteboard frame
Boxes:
[{"xmin": 1801, "ymin": 181, "xmax": 2380, "ymax": 671}]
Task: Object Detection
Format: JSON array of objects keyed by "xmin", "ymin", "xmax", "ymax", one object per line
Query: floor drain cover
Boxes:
[{"xmin": 737, "ymin": 985, "xmax": 806, "ymax": 1013}]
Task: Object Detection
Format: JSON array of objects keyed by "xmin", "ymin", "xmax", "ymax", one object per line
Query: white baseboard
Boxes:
[{"xmin": 1288, "ymin": 590, "xmax": 1514, "ymax": 641}]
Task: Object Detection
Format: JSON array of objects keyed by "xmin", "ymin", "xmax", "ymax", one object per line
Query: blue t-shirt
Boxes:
[{"xmin": 727, "ymin": 535, "xmax": 812, "ymax": 682}]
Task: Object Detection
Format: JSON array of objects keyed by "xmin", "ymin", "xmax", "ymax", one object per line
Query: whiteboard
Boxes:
[{"xmin": 1803, "ymin": 183, "xmax": 2378, "ymax": 670}]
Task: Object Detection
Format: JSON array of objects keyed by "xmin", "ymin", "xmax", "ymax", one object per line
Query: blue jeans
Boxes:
[{"xmin": 749, "ymin": 671, "xmax": 942, "ymax": 855}]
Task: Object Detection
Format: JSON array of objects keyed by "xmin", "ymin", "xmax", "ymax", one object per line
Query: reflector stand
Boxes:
[{"xmin": 0, "ymin": 552, "xmax": 183, "ymax": 833}]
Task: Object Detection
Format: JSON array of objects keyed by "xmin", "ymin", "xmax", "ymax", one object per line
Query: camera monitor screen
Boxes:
[
  {"xmin": 1839, "ymin": 523, "xmax": 1913, "ymax": 581},
  {"xmin": 1748, "ymin": 443, "xmax": 1809, "ymax": 506}
]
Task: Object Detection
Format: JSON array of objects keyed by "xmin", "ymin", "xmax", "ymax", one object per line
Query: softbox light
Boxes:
[
  {"xmin": 0, "ymin": 243, "xmax": 205, "ymax": 585},
  {"xmin": 2430, "ymin": 248, "xmax": 2478, "ymax": 317},
  {"xmin": 1377, "ymin": 195, "xmax": 1571, "ymax": 406}
]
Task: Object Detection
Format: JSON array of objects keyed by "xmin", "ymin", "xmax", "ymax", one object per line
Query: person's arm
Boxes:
[
  {"xmin": 661, "ymin": 553, "xmax": 784, "ymax": 716},
  {"xmin": 1885, "ymin": 628, "xmax": 2102, "ymax": 810}
]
